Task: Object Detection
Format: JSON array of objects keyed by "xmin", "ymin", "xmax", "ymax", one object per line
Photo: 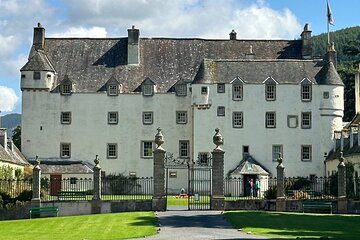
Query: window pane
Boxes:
[
  {"xmin": 301, "ymin": 85, "xmax": 311, "ymax": 101},
  {"xmin": 107, "ymin": 144, "xmax": 117, "ymax": 158},
  {"xmin": 302, "ymin": 145, "xmax": 312, "ymax": 161},
  {"xmin": 176, "ymin": 111, "xmax": 187, "ymax": 124},
  {"xmin": 61, "ymin": 112, "xmax": 71, "ymax": 124},
  {"xmin": 232, "ymin": 84, "xmax": 242, "ymax": 100},
  {"xmin": 233, "ymin": 112, "xmax": 243, "ymax": 128},
  {"xmin": 143, "ymin": 112, "xmax": 153, "ymax": 124},
  {"xmin": 108, "ymin": 112, "xmax": 118, "ymax": 124},
  {"xmin": 142, "ymin": 141, "xmax": 153, "ymax": 157},
  {"xmin": 266, "ymin": 112, "xmax": 276, "ymax": 128},
  {"xmin": 61, "ymin": 143, "xmax": 71, "ymax": 158},
  {"xmin": 176, "ymin": 84, "xmax": 187, "ymax": 96},
  {"xmin": 62, "ymin": 84, "xmax": 72, "ymax": 94},
  {"xmin": 108, "ymin": 85, "xmax": 118, "ymax": 96},
  {"xmin": 199, "ymin": 152, "xmax": 209, "ymax": 164},
  {"xmin": 217, "ymin": 106, "xmax": 225, "ymax": 116},
  {"xmin": 272, "ymin": 145, "xmax": 282, "ymax": 161},
  {"xmin": 266, "ymin": 84, "xmax": 276, "ymax": 101},
  {"xmin": 301, "ymin": 112, "xmax": 311, "ymax": 129},
  {"xmin": 179, "ymin": 141, "xmax": 189, "ymax": 158},
  {"xmin": 217, "ymin": 83, "xmax": 225, "ymax": 93},
  {"xmin": 143, "ymin": 85, "xmax": 153, "ymax": 95}
]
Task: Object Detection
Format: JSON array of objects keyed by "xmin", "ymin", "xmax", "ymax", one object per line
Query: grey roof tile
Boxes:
[
  {"xmin": 315, "ymin": 61, "xmax": 343, "ymax": 85},
  {"xmin": 21, "ymin": 50, "xmax": 55, "ymax": 72}
]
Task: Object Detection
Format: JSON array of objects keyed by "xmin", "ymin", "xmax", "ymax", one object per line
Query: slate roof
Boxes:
[
  {"xmin": 20, "ymin": 50, "xmax": 55, "ymax": 72},
  {"xmin": 315, "ymin": 61, "xmax": 343, "ymax": 85},
  {"xmin": 23, "ymin": 37, "xmax": 305, "ymax": 93},
  {"xmin": 228, "ymin": 155, "xmax": 270, "ymax": 176},
  {"xmin": 22, "ymin": 35, "xmax": 343, "ymax": 92},
  {"xmin": 27, "ymin": 159, "xmax": 94, "ymax": 174},
  {"xmin": 193, "ymin": 59, "xmax": 324, "ymax": 84},
  {"xmin": 0, "ymin": 142, "xmax": 29, "ymax": 166}
]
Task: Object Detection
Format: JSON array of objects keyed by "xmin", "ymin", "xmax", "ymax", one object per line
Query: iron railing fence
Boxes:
[
  {"xmin": 224, "ymin": 176, "xmax": 277, "ymax": 200},
  {"xmin": 40, "ymin": 177, "xmax": 93, "ymax": 201},
  {"xmin": 0, "ymin": 179, "xmax": 32, "ymax": 198},
  {"xmin": 39, "ymin": 177, "xmax": 153, "ymax": 201},
  {"xmin": 284, "ymin": 177, "xmax": 337, "ymax": 200},
  {"xmin": 101, "ymin": 177, "xmax": 153, "ymax": 200}
]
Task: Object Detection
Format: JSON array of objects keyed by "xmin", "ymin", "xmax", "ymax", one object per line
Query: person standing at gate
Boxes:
[
  {"xmin": 255, "ymin": 178, "xmax": 260, "ymax": 197},
  {"xmin": 249, "ymin": 179, "xmax": 254, "ymax": 197}
]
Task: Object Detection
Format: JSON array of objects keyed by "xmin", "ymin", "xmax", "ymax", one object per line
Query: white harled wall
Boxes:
[{"xmin": 21, "ymin": 80, "xmax": 343, "ymax": 177}]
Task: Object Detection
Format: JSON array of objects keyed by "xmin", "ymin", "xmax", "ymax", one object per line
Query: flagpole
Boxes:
[{"xmin": 327, "ymin": 0, "xmax": 330, "ymax": 45}]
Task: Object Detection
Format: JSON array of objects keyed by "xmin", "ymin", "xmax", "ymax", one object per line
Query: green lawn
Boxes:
[
  {"xmin": 0, "ymin": 212, "xmax": 157, "ymax": 240},
  {"xmin": 225, "ymin": 210, "xmax": 360, "ymax": 239}
]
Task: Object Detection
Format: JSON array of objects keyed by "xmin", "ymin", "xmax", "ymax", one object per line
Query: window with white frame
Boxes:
[
  {"xmin": 201, "ymin": 86, "xmax": 208, "ymax": 94},
  {"xmin": 232, "ymin": 84, "xmax": 243, "ymax": 100},
  {"xmin": 272, "ymin": 145, "xmax": 283, "ymax": 162},
  {"xmin": 301, "ymin": 84, "xmax": 312, "ymax": 101},
  {"xmin": 143, "ymin": 84, "xmax": 154, "ymax": 96},
  {"xmin": 108, "ymin": 85, "xmax": 118, "ymax": 96},
  {"xmin": 176, "ymin": 111, "xmax": 187, "ymax": 124},
  {"xmin": 141, "ymin": 141, "xmax": 153, "ymax": 158},
  {"xmin": 217, "ymin": 83, "xmax": 225, "ymax": 93},
  {"xmin": 143, "ymin": 112, "xmax": 153, "ymax": 125},
  {"xmin": 198, "ymin": 152, "xmax": 210, "ymax": 165},
  {"xmin": 61, "ymin": 84, "xmax": 72, "ymax": 95},
  {"xmin": 301, "ymin": 145, "xmax": 312, "ymax": 161},
  {"xmin": 33, "ymin": 71, "xmax": 41, "ymax": 80},
  {"xmin": 176, "ymin": 84, "xmax": 187, "ymax": 96},
  {"xmin": 217, "ymin": 106, "xmax": 225, "ymax": 116},
  {"xmin": 60, "ymin": 143, "xmax": 71, "ymax": 158},
  {"xmin": 108, "ymin": 112, "xmax": 118, "ymax": 124},
  {"xmin": 233, "ymin": 112, "xmax": 243, "ymax": 128},
  {"xmin": 301, "ymin": 112, "xmax": 311, "ymax": 129},
  {"xmin": 61, "ymin": 112, "xmax": 71, "ymax": 124},
  {"xmin": 107, "ymin": 143, "xmax": 117, "ymax": 158},
  {"xmin": 265, "ymin": 84, "xmax": 276, "ymax": 101},
  {"xmin": 179, "ymin": 140, "xmax": 189, "ymax": 158},
  {"xmin": 265, "ymin": 112, "xmax": 276, "ymax": 128}
]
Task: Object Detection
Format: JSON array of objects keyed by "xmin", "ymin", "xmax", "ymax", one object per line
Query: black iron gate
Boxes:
[
  {"xmin": 188, "ymin": 159, "xmax": 212, "ymax": 210},
  {"xmin": 165, "ymin": 153, "xmax": 212, "ymax": 210}
]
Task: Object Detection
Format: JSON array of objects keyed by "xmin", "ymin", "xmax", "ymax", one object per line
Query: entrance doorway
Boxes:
[{"xmin": 50, "ymin": 174, "xmax": 61, "ymax": 196}]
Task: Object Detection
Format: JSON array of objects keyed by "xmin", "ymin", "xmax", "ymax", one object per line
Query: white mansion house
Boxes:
[{"xmin": 20, "ymin": 23, "xmax": 344, "ymax": 178}]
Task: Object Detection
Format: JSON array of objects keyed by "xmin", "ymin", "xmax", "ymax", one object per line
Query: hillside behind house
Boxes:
[{"xmin": 0, "ymin": 113, "xmax": 21, "ymax": 137}]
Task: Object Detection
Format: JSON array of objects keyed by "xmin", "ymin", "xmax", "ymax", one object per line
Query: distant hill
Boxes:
[
  {"xmin": 312, "ymin": 26, "xmax": 360, "ymax": 63},
  {"xmin": 0, "ymin": 113, "xmax": 21, "ymax": 136}
]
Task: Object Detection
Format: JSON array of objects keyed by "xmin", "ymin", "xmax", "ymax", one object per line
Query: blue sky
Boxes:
[{"xmin": 0, "ymin": 0, "xmax": 359, "ymax": 115}]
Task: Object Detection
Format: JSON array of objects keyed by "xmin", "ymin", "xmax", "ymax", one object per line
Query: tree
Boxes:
[{"xmin": 12, "ymin": 125, "xmax": 21, "ymax": 151}]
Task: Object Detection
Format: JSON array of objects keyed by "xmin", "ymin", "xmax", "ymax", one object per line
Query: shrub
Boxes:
[
  {"xmin": 264, "ymin": 186, "xmax": 277, "ymax": 199},
  {"xmin": 15, "ymin": 190, "xmax": 32, "ymax": 202}
]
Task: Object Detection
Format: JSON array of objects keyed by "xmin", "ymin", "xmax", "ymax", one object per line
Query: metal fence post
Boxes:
[
  {"xmin": 276, "ymin": 154, "xmax": 286, "ymax": 212},
  {"xmin": 152, "ymin": 127, "xmax": 167, "ymax": 211},
  {"xmin": 31, "ymin": 156, "xmax": 41, "ymax": 207},
  {"xmin": 211, "ymin": 128, "xmax": 225, "ymax": 210},
  {"xmin": 338, "ymin": 152, "xmax": 347, "ymax": 213}
]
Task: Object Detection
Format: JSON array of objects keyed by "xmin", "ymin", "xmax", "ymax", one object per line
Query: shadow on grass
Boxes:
[
  {"xmin": 129, "ymin": 215, "xmax": 158, "ymax": 227},
  {"xmin": 225, "ymin": 211, "xmax": 360, "ymax": 239}
]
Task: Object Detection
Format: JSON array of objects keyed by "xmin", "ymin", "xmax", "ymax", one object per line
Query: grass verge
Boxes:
[
  {"xmin": 224, "ymin": 210, "xmax": 360, "ymax": 239},
  {"xmin": 0, "ymin": 212, "xmax": 157, "ymax": 240}
]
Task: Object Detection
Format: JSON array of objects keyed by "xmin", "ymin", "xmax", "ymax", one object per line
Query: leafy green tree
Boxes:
[{"xmin": 12, "ymin": 125, "xmax": 21, "ymax": 151}]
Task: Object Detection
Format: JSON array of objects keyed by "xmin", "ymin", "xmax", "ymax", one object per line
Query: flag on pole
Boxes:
[{"xmin": 327, "ymin": 0, "xmax": 334, "ymax": 25}]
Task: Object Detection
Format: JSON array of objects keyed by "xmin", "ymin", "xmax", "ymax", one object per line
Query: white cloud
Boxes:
[
  {"xmin": 2, "ymin": 54, "xmax": 28, "ymax": 77},
  {"xmin": 49, "ymin": 26, "xmax": 107, "ymax": 38},
  {"xmin": 59, "ymin": 0, "xmax": 302, "ymax": 39},
  {"xmin": 0, "ymin": 35, "xmax": 20, "ymax": 58},
  {"xmin": 0, "ymin": 86, "xmax": 18, "ymax": 112}
]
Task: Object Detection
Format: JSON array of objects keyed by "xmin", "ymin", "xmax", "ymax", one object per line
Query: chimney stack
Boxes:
[
  {"xmin": 0, "ymin": 128, "xmax": 8, "ymax": 151},
  {"xmin": 229, "ymin": 30, "xmax": 237, "ymax": 40},
  {"xmin": 301, "ymin": 24, "xmax": 312, "ymax": 59},
  {"xmin": 127, "ymin": 25, "xmax": 140, "ymax": 65},
  {"xmin": 33, "ymin": 22, "xmax": 45, "ymax": 50}
]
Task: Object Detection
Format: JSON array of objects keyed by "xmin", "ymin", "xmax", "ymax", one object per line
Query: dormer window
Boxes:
[
  {"xmin": 61, "ymin": 84, "xmax": 72, "ymax": 95},
  {"xmin": 300, "ymin": 79, "xmax": 312, "ymax": 102},
  {"xmin": 108, "ymin": 85, "xmax": 118, "ymax": 96},
  {"xmin": 33, "ymin": 71, "xmax": 41, "ymax": 80},
  {"xmin": 143, "ymin": 84, "xmax": 154, "ymax": 96},
  {"xmin": 176, "ymin": 84, "xmax": 187, "ymax": 96}
]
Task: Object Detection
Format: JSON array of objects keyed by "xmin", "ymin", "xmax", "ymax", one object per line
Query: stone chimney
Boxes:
[
  {"xmin": 33, "ymin": 22, "xmax": 45, "ymax": 50},
  {"xmin": 301, "ymin": 23, "xmax": 312, "ymax": 59},
  {"xmin": 325, "ymin": 42, "xmax": 337, "ymax": 68},
  {"xmin": 355, "ymin": 64, "xmax": 360, "ymax": 113},
  {"xmin": 229, "ymin": 30, "xmax": 236, "ymax": 40},
  {"xmin": 0, "ymin": 128, "xmax": 8, "ymax": 151},
  {"xmin": 127, "ymin": 25, "xmax": 140, "ymax": 65}
]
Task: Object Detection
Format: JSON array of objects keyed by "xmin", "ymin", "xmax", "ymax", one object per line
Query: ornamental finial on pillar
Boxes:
[
  {"xmin": 94, "ymin": 155, "xmax": 101, "ymax": 169},
  {"xmin": 33, "ymin": 155, "xmax": 41, "ymax": 169},
  {"xmin": 155, "ymin": 127, "xmax": 164, "ymax": 148},
  {"xmin": 213, "ymin": 128, "xmax": 224, "ymax": 151},
  {"xmin": 277, "ymin": 153, "xmax": 284, "ymax": 168},
  {"xmin": 338, "ymin": 152, "xmax": 346, "ymax": 167}
]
